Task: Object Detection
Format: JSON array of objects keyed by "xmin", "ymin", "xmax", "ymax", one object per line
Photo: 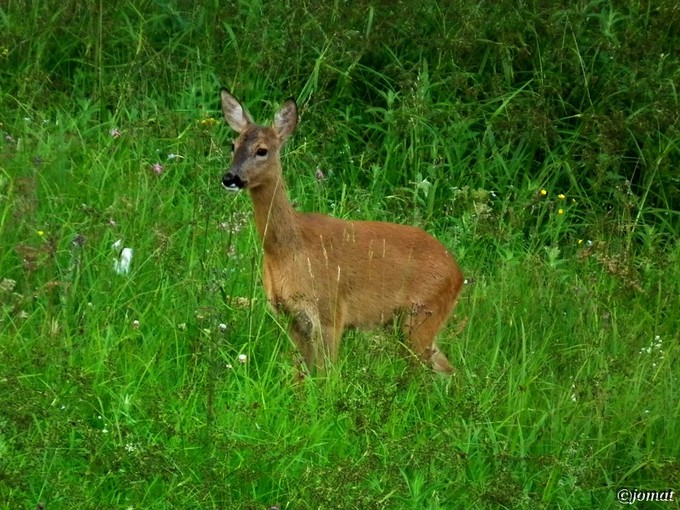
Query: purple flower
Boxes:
[{"xmin": 151, "ymin": 163, "xmax": 164, "ymax": 175}]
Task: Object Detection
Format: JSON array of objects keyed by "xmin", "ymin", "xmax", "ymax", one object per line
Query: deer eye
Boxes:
[
  {"xmin": 255, "ymin": 148, "xmax": 268, "ymax": 157},
  {"xmin": 230, "ymin": 142, "xmax": 235, "ymax": 152}
]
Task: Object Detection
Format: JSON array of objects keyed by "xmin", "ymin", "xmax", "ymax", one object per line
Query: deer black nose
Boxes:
[{"xmin": 222, "ymin": 171, "xmax": 246, "ymax": 191}]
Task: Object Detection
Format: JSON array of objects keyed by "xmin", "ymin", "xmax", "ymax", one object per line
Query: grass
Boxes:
[{"xmin": 1, "ymin": 1, "xmax": 679, "ymax": 509}]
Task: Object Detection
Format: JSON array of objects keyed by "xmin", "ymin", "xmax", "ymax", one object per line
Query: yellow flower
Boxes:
[
  {"xmin": 200, "ymin": 117, "xmax": 218, "ymax": 127},
  {"xmin": 578, "ymin": 239, "xmax": 583, "ymax": 245},
  {"xmin": 36, "ymin": 230, "xmax": 45, "ymax": 237},
  {"xmin": 558, "ymin": 193, "xmax": 565, "ymax": 200},
  {"xmin": 557, "ymin": 209, "xmax": 564, "ymax": 215},
  {"xmin": 540, "ymin": 189, "xmax": 547, "ymax": 196}
]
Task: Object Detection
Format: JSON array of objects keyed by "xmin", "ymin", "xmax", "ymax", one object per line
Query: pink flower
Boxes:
[{"xmin": 151, "ymin": 163, "xmax": 164, "ymax": 175}]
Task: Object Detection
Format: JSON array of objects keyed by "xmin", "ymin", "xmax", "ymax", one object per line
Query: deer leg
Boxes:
[
  {"xmin": 289, "ymin": 310, "xmax": 316, "ymax": 374},
  {"xmin": 402, "ymin": 301, "xmax": 455, "ymax": 374}
]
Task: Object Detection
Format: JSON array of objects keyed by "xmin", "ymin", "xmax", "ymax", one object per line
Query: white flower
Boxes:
[
  {"xmin": 114, "ymin": 247, "xmax": 133, "ymax": 275},
  {"xmin": 238, "ymin": 354, "xmax": 247, "ymax": 364}
]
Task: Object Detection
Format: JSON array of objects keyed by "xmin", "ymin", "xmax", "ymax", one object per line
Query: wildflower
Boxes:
[
  {"xmin": 557, "ymin": 209, "xmax": 564, "ymax": 215},
  {"xmin": 218, "ymin": 323, "xmax": 228, "ymax": 332},
  {"xmin": 200, "ymin": 117, "xmax": 218, "ymax": 127},
  {"xmin": 132, "ymin": 319, "xmax": 140, "ymax": 329},
  {"xmin": 640, "ymin": 335, "xmax": 664, "ymax": 356},
  {"xmin": 73, "ymin": 234, "xmax": 85, "ymax": 247},
  {"xmin": 540, "ymin": 189, "xmax": 547, "ymax": 196},
  {"xmin": 109, "ymin": 128, "xmax": 122, "ymax": 138},
  {"xmin": 167, "ymin": 153, "xmax": 183, "ymax": 161},
  {"xmin": 238, "ymin": 354, "xmax": 247, "ymax": 364},
  {"xmin": 36, "ymin": 230, "xmax": 45, "ymax": 237},
  {"xmin": 0, "ymin": 278, "xmax": 16, "ymax": 292},
  {"xmin": 558, "ymin": 193, "xmax": 566, "ymax": 200},
  {"xmin": 113, "ymin": 240, "xmax": 133, "ymax": 275},
  {"xmin": 578, "ymin": 239, "xmax": 583, "ymax": 245},
  {"xmin": 151, "ymin": 163, "xmax": 164, "ymax": 175},
  {"xmin": 315, "ymin": 168, "xmax": 325, "ymax": 182},
  {"xmin": 231, "ymin": 297, "xmax": 252, "ymax": 309},
  {"xmin": 177, "ymin": 323, "xmax": 187, "ymax": 331}
]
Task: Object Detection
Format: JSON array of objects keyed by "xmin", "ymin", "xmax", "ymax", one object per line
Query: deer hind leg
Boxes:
[{"xmin": 402, "ymin": 300, "xmax": 455, "ymax": 374}]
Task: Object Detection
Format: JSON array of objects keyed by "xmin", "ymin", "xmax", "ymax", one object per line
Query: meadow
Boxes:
[{"xmin": 1, "ymin": 1, "xmax": 679, "ymax": 508}]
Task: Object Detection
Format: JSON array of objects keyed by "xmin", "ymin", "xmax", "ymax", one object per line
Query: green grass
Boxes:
[{"xmin": 1, "ymin": 1, "xmax": 679, "ymax": 509}]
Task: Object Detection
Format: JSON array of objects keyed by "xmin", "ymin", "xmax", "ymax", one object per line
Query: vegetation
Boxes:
[{"xmin": 1, "ymin": 1, "xmax": 678, "ymax": 508}]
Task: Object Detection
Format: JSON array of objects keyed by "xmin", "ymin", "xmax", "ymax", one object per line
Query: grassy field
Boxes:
[{"xmin": 1, "ymin": 1, "xmax": 679, "ymax": 509}]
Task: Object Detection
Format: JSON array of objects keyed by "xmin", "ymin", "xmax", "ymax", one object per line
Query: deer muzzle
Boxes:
[{"xmin": 222, "ymin": 170, "xmax": 246, "ymax": 191}]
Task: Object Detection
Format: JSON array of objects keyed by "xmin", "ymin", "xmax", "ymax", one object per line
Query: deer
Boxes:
[{"xmin": 220, "ymin": 88, "xmax": 464, "ymax": 377}]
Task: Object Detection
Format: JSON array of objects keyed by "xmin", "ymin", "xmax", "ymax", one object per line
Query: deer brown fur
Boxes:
[{"xmin": 220, "ymin": 89, "xmax": 463, "ymax": 375}]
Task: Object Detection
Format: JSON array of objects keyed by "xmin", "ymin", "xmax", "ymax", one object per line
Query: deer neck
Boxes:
[{"xmin": 248, "ymin": 172, "xmax": 300, "ymax": 255}]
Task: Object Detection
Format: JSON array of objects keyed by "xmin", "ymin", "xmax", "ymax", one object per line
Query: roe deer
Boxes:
[{"xmin": 220, "ymin": 89, "xmax": 463, "ymax": 375}]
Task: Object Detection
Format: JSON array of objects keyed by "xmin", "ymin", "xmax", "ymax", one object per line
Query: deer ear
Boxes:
[
  {"xmin": 221, "ymin": 88, "xmax": 252, "ymax": 133},
  {"xmin": 273, "ymin": 98, "xmax": 297, "ymax": 142}
]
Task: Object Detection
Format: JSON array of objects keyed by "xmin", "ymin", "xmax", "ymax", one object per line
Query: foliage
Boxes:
[{"xmin": 0, "ymin": 1, "xmax": 678, "ymax": 509}]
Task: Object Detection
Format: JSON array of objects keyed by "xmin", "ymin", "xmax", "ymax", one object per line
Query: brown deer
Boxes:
[{"xmin": 220, "ymin": 89, "xmax": 463, "ymax": 375}]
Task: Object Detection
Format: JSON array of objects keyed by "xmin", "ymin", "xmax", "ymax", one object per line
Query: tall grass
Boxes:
[{"xmin": 1, "ymin": 1, "xmax": 678, "ymax": 508}]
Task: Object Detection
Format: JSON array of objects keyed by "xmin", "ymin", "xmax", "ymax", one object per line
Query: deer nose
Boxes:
[{"xmin": 222, "ymin": 171, "xmax": 246, "ymax": 191}]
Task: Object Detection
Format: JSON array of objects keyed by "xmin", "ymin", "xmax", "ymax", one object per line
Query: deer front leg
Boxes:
[
  {"xmin": 289, "ymin": 303, "xmax": 344, "ymax": 376},
  {"xmin": 289, "ymin": 310, "xmax": 316, "ymax": 377}
]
